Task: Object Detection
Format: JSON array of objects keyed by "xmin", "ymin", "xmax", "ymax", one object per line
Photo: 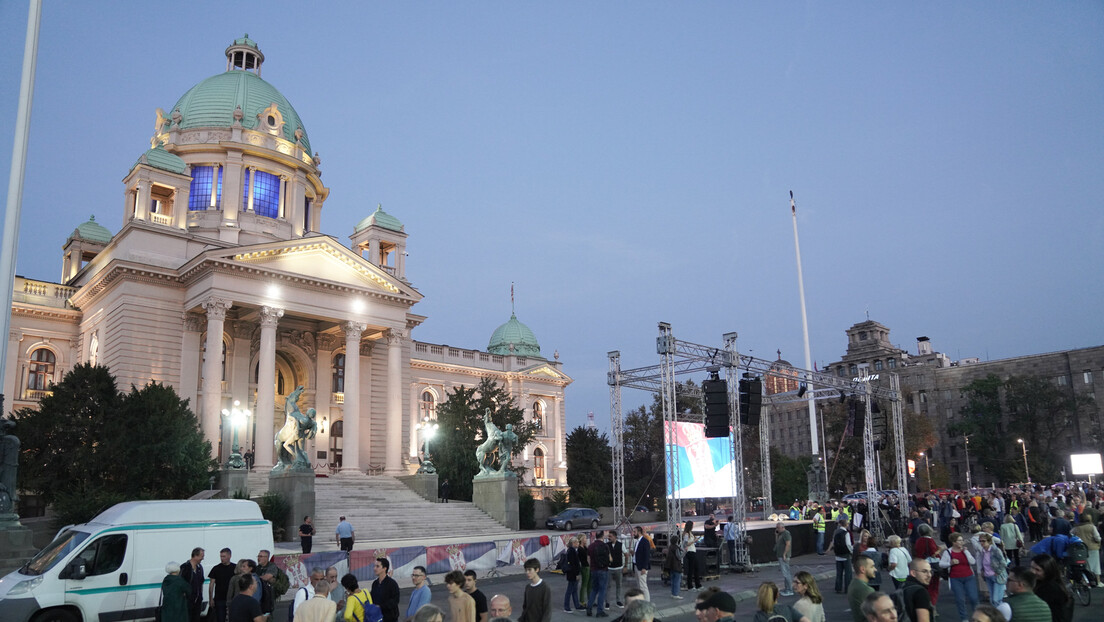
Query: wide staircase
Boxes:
[{"xmin": 244, "ymin": 471, "xmax": 517, "ymax": 544}]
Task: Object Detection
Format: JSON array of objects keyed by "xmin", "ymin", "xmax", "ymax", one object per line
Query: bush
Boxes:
[
  {"xmin": 548, "ymin": 489, "xmax": 569, "ymax": 515},
  {"xmin": 576, "ymin": 488, "xmax": 607, "ymax": 511},
  {"xmin": 519, "ymin": 489, "xmax": 535, "ymax": 529},
  {"xmin": 257, "ymin": 491, "xmax": 290, "ymax": 541},
  {"xmin": 53, "ymin": 487, "xmax": 127, "ymax": 529}
]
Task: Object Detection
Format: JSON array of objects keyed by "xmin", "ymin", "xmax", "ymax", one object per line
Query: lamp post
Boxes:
[
  {"xmin": 221, "ymin": 400, "xmax": 250, "ymax": 470},
  {"xmin": 416, "ymin": 417, "xmax": 439, "ymax": 474},
  {"xmin": 963, "ymin": 435, "xmax": 972, "ymax": 491},
  {"xmin": 1018, "ymin": 438, "xmax": 1031, "ymax": 483},
  {"xmin": 919, "ymin": 452, "xmax": 931, "ymax": 490}
]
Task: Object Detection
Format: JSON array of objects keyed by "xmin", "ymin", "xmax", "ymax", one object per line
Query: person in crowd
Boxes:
[
  {"xmin": 792, "ymin": 570, "xmax": 825, "ymax": 622},
  {"xmin": 414, "ymin": 604, "xmax": 445, "ymax": 622},
  {"xmin": 723, "ymin": 515, "xmax": 738, "ymax": 565},
  {"xmin": 463, "ymin": 570, "xmax": 488, "ymax": 622},
  {"xmin": 296, "ymin": 579, "xmax": 338, "ymax": 622},
  {"xmin": 342, "ymin": 573, "xmax": 373, "ymax": 622},
  {"xmin": 703, "ymin": 515, "xmax": 718, "ymax": 548},
  {"xmin": 848, "ymin": 556, "xmax": 877, "ymax": 622},
  {"xmin": 1070, "ymin": 513, "xmax": 1102, "ymax": 585},
  {"xmin": 587, "ymin": 529, "xmax": 612, "ymax": 617},
  {"xmin": 859, "ymin": 593, "xmax": 897, "ymax": 622},
  {"xmin": 444, "ymin": 570, "xmax": 475, "ymax": 622},
  {"xmin": 683, "ymin": 521, "xmax": 702, "ymax": 591},
  {"xmin": 518, "ymin": 558, "xmax": 551, "ymax": 622},
  {"xmin": 941, "ymin": 532, "xmax": 979, "ymax": 622},
  {"xmin": 887, "ymin": 535, "xmax": 912, "ymax": 589},
  {"xmin": 696, "ymin": 590, "xmax": 736, "ymax": 622},
  {"xmin": 976, "ymin": 533, "xmax": 1008, "ymax": 606},
  {"xmin": 606, "ymin": 530, "xmax": 626, "ymax": 609},
  {"xmin": 178, "ymin": 547, "xmax": 205, "ymax": 622},
  {"xmin": 664, "ymin": 536, "xmax": 684, "ymax": 599},
  {"xmin": 230, "ymin": 573, "xmax": 266, "ymax": 622},
  {"xmin": 291, "ymin": 568, "xmax": 326, "ymax": 619},
  {"xmin": 563, "ymin": 536, "xmax": 583, "ymax": 612},
  {"xmin": 256, "ymin": 549, "xmax": 289, "ymax": 615},
  {"xmin": 970, "ymin": 603, "xmax": 1006, "ymax": 622},
  {"xmin": 632, "ymin": 526, "xmax": 652, "ymax": 602},
  {"xmin": 578, "ymin": 533, "xmax": 591, "ymax": 608},
  {"xmin": 693, "ymin": 586, "xmax": 723, "ymax": 622},
  {"xmin": 227, "ymin": 559, "xmax": 261, "ymax": 605},
  {"xmin": 753, "ymin": 581, "xmax": 809, "ymax": 622},
  {"xmin": 775, "ymin": 521, "xmax": 794, "ymax": 596},
  {"xmin": 207, "ymin": 547, "xmax": 236, "ymax": 622},
  {"xmin": 488, "ymin": 595, "xmax": 512, "ymax": 620},
  {"xmin": 1029, "ymin": 554, "xmax": 1072, "ymax": 622},
  {"xmin": 336, "ymin": 516, "xmax": 356, "ymax": 552},
  {"xmin": 1003, "ymin": 567, "xmax": 1049, "ymax": 622},
  {"xmin": 300, "ymin": 516, "xmax": 317, "ymax": 554},
  {"xmin": 901, "ymin": 560, "xmax": 935, "ymax": 622},
  {"xmin": 405, "ymin": 566, "xmax": 431, "ymax": 622},
  {"xmin": 327, "ymin": 566, "xmax": 346, "ymax": 619},
  {"xmin": 999, "ymin": 515, "xmax": 1023, "ymax": 568},
  {"xmin": 914, "ymin": 523, "xmax": 944, "ymax": 605},
  {"xmin": 161, "ymin": 562, "xmax": 191, "ymax": 622},
  {"xmin": 623, "ymin": 599, "xmax": 657, "ymax": 622},
  {"xmin": 834, "ymin": 515, "xmax": 854, "ymax": 594},
  {"xmin": 371, "ymin": 557, "xmax": 401, "ymax": 622}
]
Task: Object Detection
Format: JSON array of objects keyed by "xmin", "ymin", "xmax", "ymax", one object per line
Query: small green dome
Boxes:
[
  {"xmin": 488, "ymin": 313, "xmax": 542, "ymax": 357},
  {"xmin": 73, "ymin": 215, "xmax": 112, "ymax": 243},
  {"xmin": 355, "ymin": 204, "xmax": 404, "ymax": 233},
  {"xmin": 168, "ymin": 38, "xmax": 311, "ymax": 154},
  {"xmin": 133, "ymin": 144, "xmax": 187, "ymax": 175}
]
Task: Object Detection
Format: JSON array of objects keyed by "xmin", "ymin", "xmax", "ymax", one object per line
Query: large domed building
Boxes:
[{"xmin": 6, "ymin": 37, "xmax": 570, "ymax": 489}]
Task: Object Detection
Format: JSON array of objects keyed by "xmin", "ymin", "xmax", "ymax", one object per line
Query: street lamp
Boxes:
[
  {"xmin": 1018, "ymin": 438, "xmax": 1031, "ymax": 483},
  {"xmin": 919, "ymin": 452, "xmax": 931, "ymax": 490},
  {"xmin": 221, "ymin": 400, "xmax": 250, "ymax": 470},
  {"xmin": 963, "ymin": 435, "xmax": 972, "ymax": 491},
  {"xmin": 416, "ymin": 417, "xmax": 439, "ymax": 474}
]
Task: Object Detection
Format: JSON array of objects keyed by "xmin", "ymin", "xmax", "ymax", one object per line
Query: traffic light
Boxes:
[
  {"xmin": 738, "ymin": 377, "xmax": 763, "ymax": 426},
  {"xmin": 703, "ymin": 378, "xmax": 729, "ymax": 438}
]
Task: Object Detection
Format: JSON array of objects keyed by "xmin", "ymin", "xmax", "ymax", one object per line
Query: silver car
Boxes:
[{"xmin": 545, "ymin": 507, "xmax": 600, "ymax": 530}]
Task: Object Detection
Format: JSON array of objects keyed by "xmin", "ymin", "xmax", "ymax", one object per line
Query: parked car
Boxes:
[{"xmin": 546, "ymin": 507, "xmax": 601, "ymax": 530}]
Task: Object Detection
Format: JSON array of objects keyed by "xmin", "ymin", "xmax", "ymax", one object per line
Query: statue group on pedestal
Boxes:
[
  {"xmin": 475, "ymin": 408, "xmax": 518, "ymax": 478},
  {"xmin": 274, "ymin": 385, "xmax": 317, "ymax": 473}
]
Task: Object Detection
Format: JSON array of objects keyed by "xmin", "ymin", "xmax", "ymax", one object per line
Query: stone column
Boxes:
[
  {"xmin": 201, "ymin": 298, "xmax": 232, "ymax": 450},
  {"xmin": 342, "ymin": 322, "xmax": 365, "ymax": 473},
  {"xmin": 174, "ymin": 184, "xmax": 191, "ymax": 230},
  {"xmin": 179, "ymin": 314, "xmax": 203, "ymax": 418},
  {"xmin": 386, "ymin": 329, "xmax": 406, "ymax": 474},
  {"xmin": 134, "ymin": 179, "xmax": 151, "ymax": 222},
  {"xmin": 255, "ymin": 306, "xmax": 283, "ymax": 469}
]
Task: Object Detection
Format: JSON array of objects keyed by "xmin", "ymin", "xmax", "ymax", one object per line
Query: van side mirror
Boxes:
[{"xmin": 60, "ymin": 559, "xmax": 87, "ymax": 580}]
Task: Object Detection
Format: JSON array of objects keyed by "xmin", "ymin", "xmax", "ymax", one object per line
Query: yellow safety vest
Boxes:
[{"xmin": 813, "ymin": 514, "xmax": 825, "ymax": 532}]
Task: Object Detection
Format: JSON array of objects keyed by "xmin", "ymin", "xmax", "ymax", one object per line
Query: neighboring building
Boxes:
[
  {"xmin": 4, "ymin": 36, "xmax": 569, "ymax": 487},
  {"xmin": 819, "ymin": 320, "xmax": 1104, "ymax": 489}
]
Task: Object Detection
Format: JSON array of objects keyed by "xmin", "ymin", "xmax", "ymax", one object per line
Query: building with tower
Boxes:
[{"xmin": 4, "ymin": 36, "xmax": 569, "ymax": 490}]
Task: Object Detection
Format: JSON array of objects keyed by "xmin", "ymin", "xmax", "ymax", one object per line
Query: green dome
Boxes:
[
  {"xmin": 488, "ymin": 313, "xmax": 542, "ymax": 357},
  {"xmin": 73, "ymin": 215, "xmax": 112, "ymax": 243},
  {"xmin": 169, "ymin": 69, "xmax": 311, "ymax": 154},
  {"xmin": 133, "ymin": 144, "xmax": 187, "ymax": 175},
  {"xmin": 355, "ymin": 204, "xmax": 404, "ymax": 233}
]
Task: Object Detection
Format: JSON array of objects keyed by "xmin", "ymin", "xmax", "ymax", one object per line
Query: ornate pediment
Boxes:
[
  {"xmin": 228, "ymin": 240, "xmax": 403, "ymax": 294},
  {"xmin": 519, "ymin": 364, "xmax": 572, "ymax": 382}
]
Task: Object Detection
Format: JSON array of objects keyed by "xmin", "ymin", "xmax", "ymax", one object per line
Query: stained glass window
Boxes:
[
  {"xmin": 188, "ymin": 166, "xmax": 222, "ymax": 210},
  {"xmin": 245, "ymin": 170, "xmax": 280, "ymax": 218}
]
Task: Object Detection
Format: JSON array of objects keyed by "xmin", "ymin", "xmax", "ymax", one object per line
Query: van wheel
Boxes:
[
  {"xmin": 591, "ymin": 519, "xmax": 599, "ymax": 529},
  {"xmin": 34, "ymin": 610, "xmax": 79, "ymax": 622},
  {"xmin": 564, "ymin": 521, "xmax": 573, "ymax": 530}
]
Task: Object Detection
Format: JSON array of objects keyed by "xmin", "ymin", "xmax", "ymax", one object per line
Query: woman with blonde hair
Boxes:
[
  {"xmin": 791, "ymin": 571, "xmax": 824, "ymax": 622},
  {"xmin": 752, "ymin": 581, "xmax": 810, "ymax": 622},
  {"xmin": 887, "ymin": 535, "xmax": 912, "ymax": 589}
]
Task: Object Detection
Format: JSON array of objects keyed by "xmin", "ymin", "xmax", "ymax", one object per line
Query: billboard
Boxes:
[
  {"xmin": 1070, "ymin": 453, "xmax": 1103, "ymax": 475},
  {"xmin": 664, "ymin": 421, "xmax": 737, "ymax": 498}
]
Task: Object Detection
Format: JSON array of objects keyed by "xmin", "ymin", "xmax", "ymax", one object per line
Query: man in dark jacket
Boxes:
[
  {"xmin": 631, "ymin": 526, "xmax": 651, "ymax": 602},
  {"xmin": 587, "ymin": 530, "xmax": 611, "ymax": 617},
  {"xmin": 371, "ymin": 557, "xmax": 401, "ymax": 622},
  {"xmin": 178, "ymin": 547, "xmax": 205, "ymax": 622},
  {"xmin": 605, "ymin": 530, "xmax": 626, "ymax": 608}
]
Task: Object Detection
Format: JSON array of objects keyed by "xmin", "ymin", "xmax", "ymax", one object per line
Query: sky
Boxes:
[{"xmin": 1, "ymin": 2, "xmax": 1102, "ymax": 434}]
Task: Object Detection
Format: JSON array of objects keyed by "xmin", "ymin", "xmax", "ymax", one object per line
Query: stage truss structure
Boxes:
[{"xmin": 608, "ymin": 322, "xmax": 906, "ymax": 558}]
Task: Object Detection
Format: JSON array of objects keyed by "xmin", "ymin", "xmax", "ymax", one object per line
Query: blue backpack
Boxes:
[{"xmin": 349, "ymin": 590, "xmax": 383, "ymax": 622}]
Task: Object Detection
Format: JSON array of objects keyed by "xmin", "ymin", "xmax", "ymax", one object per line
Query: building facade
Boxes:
[{"xmin": 4, "ymin": 37, "xmax": 569, "ymax": 487}]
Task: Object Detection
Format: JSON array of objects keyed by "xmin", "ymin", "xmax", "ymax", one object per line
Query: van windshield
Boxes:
[{"xmin": 20, "ymin": 529, "xmax": 91, "ymax": 576}]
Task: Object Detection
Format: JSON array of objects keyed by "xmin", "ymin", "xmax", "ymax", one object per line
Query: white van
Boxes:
[{"xmin": 0, "ymin": 499, "xmax": 273, "ymax": 622}]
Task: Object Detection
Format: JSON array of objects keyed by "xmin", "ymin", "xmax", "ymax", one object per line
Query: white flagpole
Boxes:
[
  {"xmin": 0, "ymin": 0, "xmax": 43, "ymax": 414},
  {"xmin": 791, "ymin": 191, "xmax": 826, "ymax": 500}
]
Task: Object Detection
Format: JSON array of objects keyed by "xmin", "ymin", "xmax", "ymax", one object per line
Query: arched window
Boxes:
[
  {"xmin": 243, "ymin": 169, "xmax": 281, "ymax": 218},
  {"xmin": 533, "ymin": 447, "xmax": 545, "ymax": 480},
  {"xmin": 27, "ymin": 348, "xmax": 56, "ymax": 391},
  {"xmin": 188, "ymin": 166, "xmax": 223, "ymax": 210},
  {"xmin": 532, "ymin": 401, "xmax": 544, "ymax": 431},
  {"xmin": 332, "ymin": 353, "xmax": 345, "ymax": 394},
  {"xmin": 420, "ymin": 391, "xmax": 436, "ymax": 420}
]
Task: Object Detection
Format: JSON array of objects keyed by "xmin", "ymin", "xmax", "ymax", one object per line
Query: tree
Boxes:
[
  {"xmin": 770, "ymin": 449, "xmax": 811, "ymax": 505},
  {"xmin": 13, "ymin": 363, "xmax": 214, "ymax": 525},
  {"xmin": 621, "ymin": 405, "xmax": 664, "ymax": 510},
  {"xmin": 565, "ymin": 426, "xmax": 612, "ymax": 506},
  {"xmin": 430, "ymin": 378, "xmax": 537, "ymax": 501}
]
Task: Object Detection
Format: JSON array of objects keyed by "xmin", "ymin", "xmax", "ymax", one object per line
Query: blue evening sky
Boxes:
[{"xmin": 1, "ymin": 2, "xmax": 1102, "ymax": 432}]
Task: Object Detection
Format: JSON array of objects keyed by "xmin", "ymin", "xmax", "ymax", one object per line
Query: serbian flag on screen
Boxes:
[{"xmin": 664, "ymin": 421, "xmax": 736, "ymax": 498}]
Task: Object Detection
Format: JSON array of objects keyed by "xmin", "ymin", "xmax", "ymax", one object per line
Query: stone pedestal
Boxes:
[
  {"xmin": 268, "ymin": 471, "xmax": 315, "ymax": 542},
  {"xmin": 472, "ymin": 474, "xmax": 519, "ymax": 530},
  {"xmin": 0, "ymin": 520, "xmax": 37, "ymax": 576},
  {"xmin": 219, "ymin": 468, "xmax": 249, "ymax": 499},
  {"xmin": 397, "ymin": 473, "xmax": 438, "ymax": 502}
]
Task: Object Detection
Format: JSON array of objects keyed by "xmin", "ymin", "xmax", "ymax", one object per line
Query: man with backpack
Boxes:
[
  {"xmin": 897, "ymin": 559, "xmax": 934, "ymax": 622},
  {"xmin": 290, "ymin": 568, "xmax": 325, "ymax": 622},
  {"xmin": 833, "ymin": 515, "xmax": 853, "ymax": 594}
]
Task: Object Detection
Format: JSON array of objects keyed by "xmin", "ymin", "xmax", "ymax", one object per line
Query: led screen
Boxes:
[
  {"xmin": 1070, "ymin": 453, "xmax": 1103, "ymax": 475},
  {"xmin": 664, "ymin": 421, "xmax": 737, "ymax": 498}
]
